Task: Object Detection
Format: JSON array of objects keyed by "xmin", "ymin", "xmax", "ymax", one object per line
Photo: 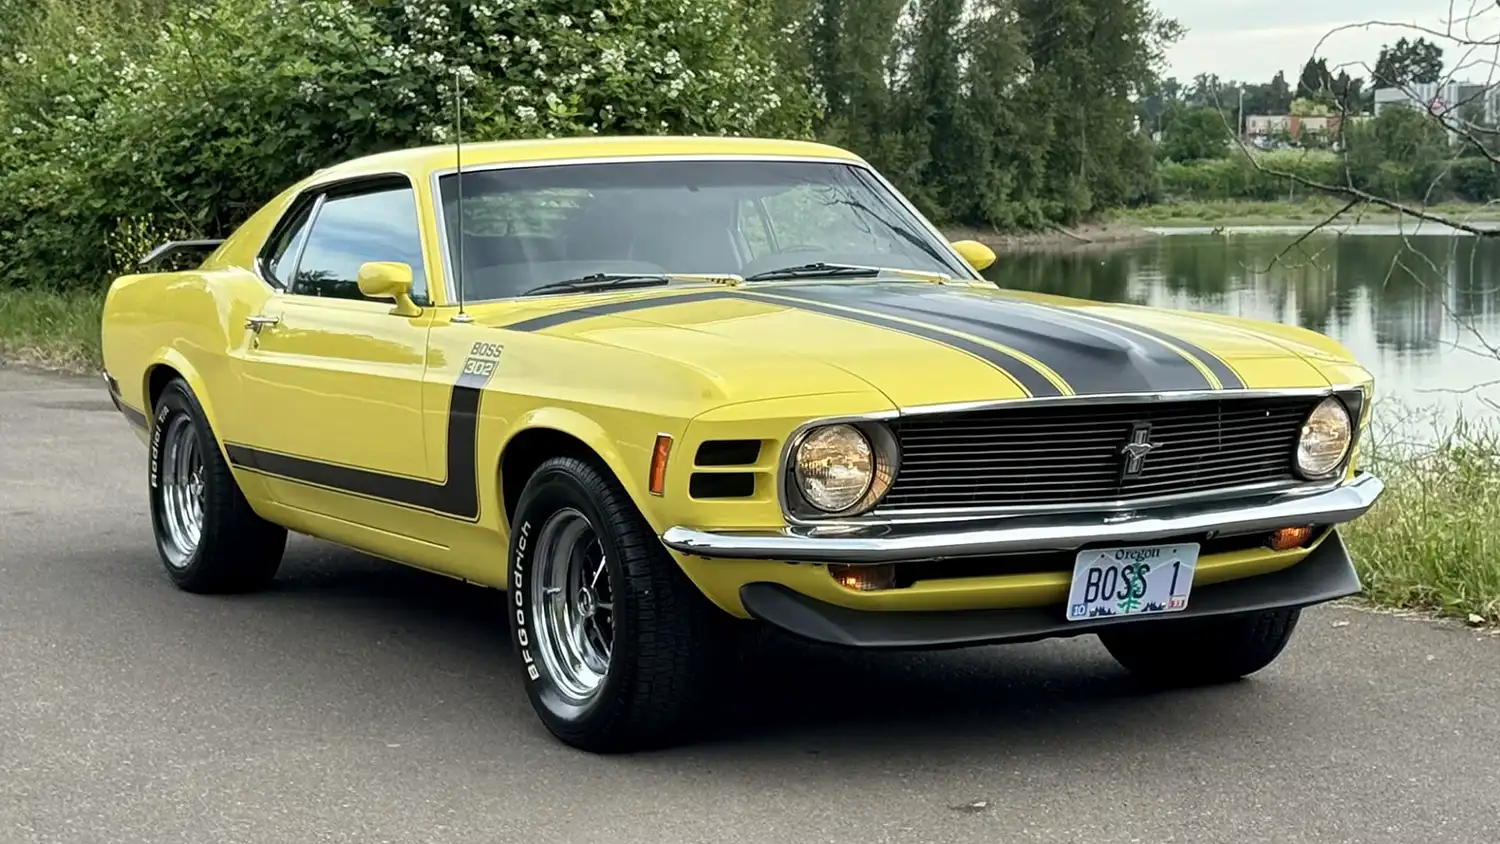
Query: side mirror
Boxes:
[
  {"xmin": 357, "ymin": 261, "xmax": 422, "ymax": 317},
  {"xmin": 950, "ymin": 239, "xmax": 997, "ymax": 273}
]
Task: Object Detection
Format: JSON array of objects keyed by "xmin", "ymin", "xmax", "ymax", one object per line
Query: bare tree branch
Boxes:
[{"xmin": 1250, "ymin": 198, "xmax": 1359, "ymax": 273}]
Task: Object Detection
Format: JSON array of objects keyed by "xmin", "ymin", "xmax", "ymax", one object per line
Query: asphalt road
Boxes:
[{"xmin": 3, "ymin": 365, "xmax": 1498, "ymax": 844}]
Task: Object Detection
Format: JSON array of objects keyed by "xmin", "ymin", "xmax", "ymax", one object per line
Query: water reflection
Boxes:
[{"xmin": 983, "ymin": 233, "xmax": 1500, "ymax": 427}]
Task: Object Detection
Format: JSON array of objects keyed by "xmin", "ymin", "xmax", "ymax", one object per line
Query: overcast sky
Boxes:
[{"xmin": 1154, "ymin": 0, "xmax": 1495, "ymax": 84}]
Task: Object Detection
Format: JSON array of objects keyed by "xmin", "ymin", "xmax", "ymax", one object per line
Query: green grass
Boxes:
[
  {"xmin": 0, "ymin": 287, "xmax": 104, "ymax": 373},
  {"xmin": 1115, "ymin": 199, "xmax": 1500, "ymax": 228},
  {"xmin": 1343, "ymin": 409, "xmax": 1500, "ymax": 624}
]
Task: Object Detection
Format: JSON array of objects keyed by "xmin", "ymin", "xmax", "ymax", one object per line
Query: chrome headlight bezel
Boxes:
[
  {"xmin": 1294, "ymin": 396, "xmax": 1354, "ymax": 479},
  {"xmin": 784, "ymin": 422, "xmax": 900, "ymax": 519}
]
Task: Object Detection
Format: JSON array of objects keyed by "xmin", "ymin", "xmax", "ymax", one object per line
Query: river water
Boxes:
[{"xmin": 982, "ymin": 227, "xmax": 1500, "ymax": 438}]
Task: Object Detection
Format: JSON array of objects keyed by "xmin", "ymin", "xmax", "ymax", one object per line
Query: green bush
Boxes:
[
  {"xmin": 1157, "ymin": 150, "xmax": 1341, "ymax": 202},
  {"xmin": 1450, "ymin": 157, "xmax": 1500, "ymax": 204},
  {"xmin": 0, "ymin": 0, "xmax": 818, "ymax": 291}
]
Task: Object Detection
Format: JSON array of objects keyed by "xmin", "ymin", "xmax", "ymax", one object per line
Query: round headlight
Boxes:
[
  {"xmin": 794, "ymin": 424, "xmax": 875, "ymax": 512},
  {"xmin": 1296, "ymin": 397, "xmax": 1352, "ymax": 478}
]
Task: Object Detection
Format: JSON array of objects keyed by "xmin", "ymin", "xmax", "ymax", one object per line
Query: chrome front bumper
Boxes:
[{"xmin": 661, "ymin": 472, "xmax": 1385, "ymax": 564}]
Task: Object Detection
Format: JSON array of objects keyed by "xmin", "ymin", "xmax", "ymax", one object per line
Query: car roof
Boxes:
[{"xmin": 306, "ymin": 135, "xmax": 866, "ymax": 183}]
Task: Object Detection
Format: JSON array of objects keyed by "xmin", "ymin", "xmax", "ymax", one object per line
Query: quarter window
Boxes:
[
  {"xmin": 262, "ymin": 201, "xmax": 314, "ymax": 287},
  {"xmin": 291, "ymin": 183, "xmax": 428, "ymax": 302}
]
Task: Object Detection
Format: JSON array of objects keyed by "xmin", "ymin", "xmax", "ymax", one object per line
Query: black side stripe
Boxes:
[
  {"xmin": 225, "ymin": 351, "xmax": 501, "ymax": 520},
  {"xmin": 503, "ymin": 287, "xmax": 1065, "ymax": 397},
  {"xmin": 772, "ymin": 285, "xmax": 1213, "ymax": 394},
  {"xmin": 736, "ymin": 290, "xmax": 1064, "ymax": 397},
  {"xmin": 111, "ymin": 396, "xmax": 150, "ymax": 430},
  {"xmin": 504, "ymin": 290, "xmax": 743, "ymax": 331},
  {"xmin": 105, "ymin": 374, "xmax": 150, "ymax": 430},
  {"xmin": 1049, "ymin": 306, "xmax": 1249, "ymax": 390}
]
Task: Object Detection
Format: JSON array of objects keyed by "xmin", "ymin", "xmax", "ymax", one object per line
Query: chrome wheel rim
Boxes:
[
  {"xmin": 158, "ymin": 414, "xmax": 205, "ymax": 568},
  {"xmin": 529, "ymin": 508, "xmax": 615, "ymax": 703}
]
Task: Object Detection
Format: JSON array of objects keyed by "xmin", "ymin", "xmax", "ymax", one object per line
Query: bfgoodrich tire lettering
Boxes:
[
  {"xmin": 148, "ymin": 378, "xmax": 287, "ymax": 593},
  {"xmin": 1098, "ymin": 607, "xmax": 1301, "ymax": 686},
  {"xmin": 508, "ymin": 456, "xmax": 724, "ymax": 753}
]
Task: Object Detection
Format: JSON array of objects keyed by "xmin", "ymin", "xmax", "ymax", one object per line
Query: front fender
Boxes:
[{"xmin": 499, "ymin": 405, "xmax": 679, "ymax": 533}]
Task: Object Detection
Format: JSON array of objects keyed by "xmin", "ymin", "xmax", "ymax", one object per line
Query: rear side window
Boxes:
[{"xmin": 290, "ymin": 184, "xmax": 428, "ymax": 303}]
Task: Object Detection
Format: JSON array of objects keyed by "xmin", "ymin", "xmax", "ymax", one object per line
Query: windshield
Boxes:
[{"xmin": 436, "ymin": 159, "xmax": 968, "ymax": 301}]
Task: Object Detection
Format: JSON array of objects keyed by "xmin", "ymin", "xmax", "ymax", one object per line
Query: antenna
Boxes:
[{"xmin": 451, "ymin": 65, "xmax": 472, "ymax": 323}]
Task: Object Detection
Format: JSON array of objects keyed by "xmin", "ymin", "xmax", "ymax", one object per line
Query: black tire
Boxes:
[
  {"xmin": 1098, "ymin": 607, "xmax": 1301, "ymax": 687},
  {"xmin": 507, "ymin": 456, "xmax": 726, "ymax": 753},
  {"xmin": 148, "ymin": 378, "xmax": 287, "ymax": 593}
]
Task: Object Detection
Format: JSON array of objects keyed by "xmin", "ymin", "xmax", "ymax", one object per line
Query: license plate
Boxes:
[{"xmin": 1065, "ymin": 543, "xmax": 1200, "ymax": 622}]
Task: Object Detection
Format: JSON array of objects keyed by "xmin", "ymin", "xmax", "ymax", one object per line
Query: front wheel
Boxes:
[
  {"xmin": 1097, "ymin": 607, "xmax": 1301, "ymax": 687},
  {"xmin": 507, "ymin": 456, "xmax": 726, "ymax": 753}
]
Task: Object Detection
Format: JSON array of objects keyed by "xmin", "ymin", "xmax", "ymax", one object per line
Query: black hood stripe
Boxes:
[
  {"xmin": 504, "ymin": 290, "xmax": 743, "ymax": 332},
  {"xmin": 1043, "ymin": 306, "xmax": 1249, "ymax": 390},
  {"xmin": 771, "ymin": 285, "xmax": 1213, "ymax": 394},
  {"xmin": 224, "ymin": 349, "xmax": 501, "ymax": 520},
  {"xmin": 738, "ymin": 291, "xmax": 1064, "ymax": 397},
  {"xmin": 505, "ymin": 286, "xmax": 1065, "ymax": 398}
]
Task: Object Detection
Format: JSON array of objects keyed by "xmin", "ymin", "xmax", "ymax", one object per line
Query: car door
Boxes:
[{"xmin": 231, "ymin": 176, "xmax": 437, "ymax": 534}]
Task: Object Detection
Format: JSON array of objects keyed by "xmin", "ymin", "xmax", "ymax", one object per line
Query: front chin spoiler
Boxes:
[{"xmin": 738, "ymin": 531, "xmax": 1362, "ymax": 650}]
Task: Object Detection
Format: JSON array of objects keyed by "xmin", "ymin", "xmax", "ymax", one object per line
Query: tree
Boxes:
[
  {"xmin": 1239, "ymin": 81, "xmax": 1277, "ymax": 117},
  {"xmin": 901, "ymin": 0, "xmax": 967, "ymax": 216},
  {"xmin": 1342, "ymin": 105, "xmax": 1450, "ymax": 198},
  {"xmin": 1297, "ymin": 57, "xmax": 1331, "ymax": 98},
  {"xmin": 1161, "ymin": 106, "xmax": 1233, "ymax": 162},
  {"xmin": 1331, "ymin": 72, "xmax": 1365, "ymax": 114},
  {"xmin": 1268, "ymin": 70, "xmax": 1293, "ymax": 113},
  {"xmin": 1290, "ymin": 97, "xmax": 1331, "ymax": 116},
  {"xmin": 0, "ymin": 0, "xmax": 820, "ymax": 290},
  {"xmin": 1373, "ymin": 37, "xmax": 1445, "ymax": 87},
  {"xmin": 1136, "ymin": 75, "xmax": 1181, "ymax": 135}
]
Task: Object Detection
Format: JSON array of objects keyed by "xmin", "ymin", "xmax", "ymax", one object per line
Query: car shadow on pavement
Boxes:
[{"xmin": 222, "ymin": 542, "xmax": 1295, "ymax": 758}]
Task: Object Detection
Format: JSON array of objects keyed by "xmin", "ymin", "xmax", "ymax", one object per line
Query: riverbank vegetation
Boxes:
[
  {"xmin": 1115, "ymin": 198, "xmax": 1500, "ymax": 228},
  {"xmin": 1345, "ymin": 412, "xmax": 1500, "ymax": 624}
]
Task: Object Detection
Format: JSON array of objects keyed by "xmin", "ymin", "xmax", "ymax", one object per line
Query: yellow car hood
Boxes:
[{"xmin": 492, "ymin": 281, "xmax": 1361, "ymax": 410}]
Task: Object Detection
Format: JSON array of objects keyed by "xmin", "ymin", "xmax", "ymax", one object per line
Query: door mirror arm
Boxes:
[{"xmin": 357, "ymin": 261, "xmax": 423, "ymax": 318}]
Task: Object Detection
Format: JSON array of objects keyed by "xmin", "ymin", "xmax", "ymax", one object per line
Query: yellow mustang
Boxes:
[{"xmin": 100, "ymin": 136, "xmax": 1384, "ymax": 752}]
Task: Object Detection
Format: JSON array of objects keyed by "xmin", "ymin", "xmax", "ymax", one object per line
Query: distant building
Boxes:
[
  {"xmin": 1244, "ymin": 114, "xmax": 1357, "ymax": 142},
  {"xmin": 1374, "ymin": 81, "xmax": 1498, "ymax": 126}
]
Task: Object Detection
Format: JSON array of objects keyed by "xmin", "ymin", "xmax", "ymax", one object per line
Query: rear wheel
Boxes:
[
  {"xmin": 148, "ymin": 378, "xmax": 287, "ymax": 593},
  {"xmin": 508, "ymin": 456, "xmax": 726, "ymax": 753},
  {"xmin": 1098, "ymin": 608, "xmax": 1301, "ymax": 687}
]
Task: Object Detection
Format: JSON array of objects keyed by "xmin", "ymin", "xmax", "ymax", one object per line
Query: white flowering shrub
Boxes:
[{"xmin": 0, "ymin": 0, "xmax": 817, "ymax": 289}]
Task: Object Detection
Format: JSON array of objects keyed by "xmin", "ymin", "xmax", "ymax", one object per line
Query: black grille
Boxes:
[{"xmin": 879, "ymin": 396, "xmax": 1325, "ymax": 513}]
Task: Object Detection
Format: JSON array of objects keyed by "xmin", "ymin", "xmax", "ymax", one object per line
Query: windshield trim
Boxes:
[{"xmin": 427, "ymin": 153, "xmax": 983, "ymax": 307}]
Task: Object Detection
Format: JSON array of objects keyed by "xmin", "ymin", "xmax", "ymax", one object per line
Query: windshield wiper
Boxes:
[
  {"xmin": 520, "ymin": 273, "xmax": 671, "ymax": 297},
  {"xmin": 744, "ymin": 262, "xmax": 882, "ymax": 282},
  {"xmin": 744, "ymin": 262, "xmax": 950, "ymax": 283}
]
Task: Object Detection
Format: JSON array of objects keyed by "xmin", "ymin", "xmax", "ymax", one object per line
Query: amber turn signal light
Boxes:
[
  {"xmin": 1268, "ymin": 526, "xmax": 1316, "ymax": 551},
  {"xmin": 649, "ymin": 434, "xmax": 672, "ymax": 496},
  {"xmin": 829, "ymin": 564, "xmax": 897, "ymax": 592}
]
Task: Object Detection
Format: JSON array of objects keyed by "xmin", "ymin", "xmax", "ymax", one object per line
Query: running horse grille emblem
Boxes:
[{"xmin": 1119, "ymin": 422, "xmax": 1160, "ymax": 480}]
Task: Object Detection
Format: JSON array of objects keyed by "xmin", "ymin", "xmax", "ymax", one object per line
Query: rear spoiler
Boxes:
[{"xmin": 137, "ymin": 239, "xmax": 225, "ymax": 271}]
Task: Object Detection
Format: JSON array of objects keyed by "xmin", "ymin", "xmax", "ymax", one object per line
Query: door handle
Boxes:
[{"xmin": 245, "ymin": 314, "xmax": 281, "ymax": 333}]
